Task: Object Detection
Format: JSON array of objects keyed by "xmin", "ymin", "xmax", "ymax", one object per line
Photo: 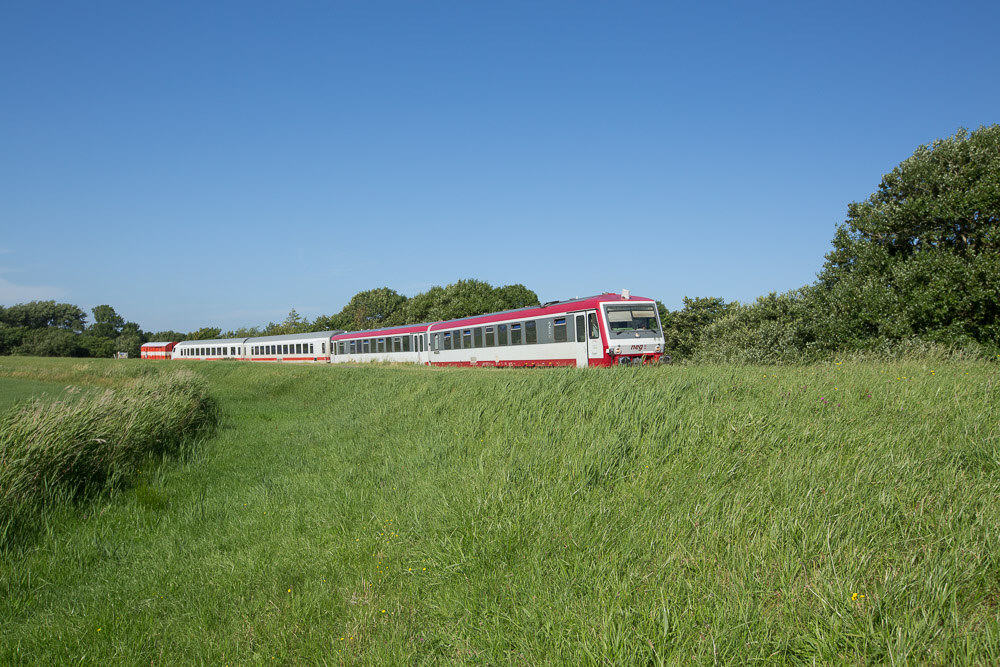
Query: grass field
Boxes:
[
  {"xmin": 0, "ymin": 377, "xmax": 81, "ymax": 412},
  {"xmin": 1, "ymin": 357, "xmax": 998, "ymax": 664}
]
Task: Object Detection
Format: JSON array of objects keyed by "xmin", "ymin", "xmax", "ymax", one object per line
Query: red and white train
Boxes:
[
  {"xmin": 148, "ymin": 291, "xmax": 666, "ymax": 368},
  {"xmin": 331, "ymin": 291, "xmax": 664, "ymax": 367}
]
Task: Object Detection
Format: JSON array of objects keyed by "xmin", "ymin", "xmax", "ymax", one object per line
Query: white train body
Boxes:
[
  {"xmin": 331, "ymin": 292, "xmax": 665, "ymax": 368},
  {"xmin": 171, "ymin": 331, "xmax": 339, "ymax": 362},
  {"xmin": 161, "ymin": 292, "xmax": 665, "ymax": 369}
]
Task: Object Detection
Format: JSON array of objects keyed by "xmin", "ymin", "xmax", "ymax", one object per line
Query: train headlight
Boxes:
[
  {"xmin": 655, "ymin": 344, "xmax": 661, "ymax": 353},
  {"xmin": 614, "ymin": 346, "xmax": 622, "ymax": 355}
]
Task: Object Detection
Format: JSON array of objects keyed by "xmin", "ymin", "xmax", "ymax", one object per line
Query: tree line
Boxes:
[
  {"xmin": 4, "ymin": 126, "xmax": 997, "ymax": 363},
  {"xmin": 0, "ymin": 280, "xmax": 540, "ymax": 358},
  {"xmin": 658, "ymin": 125, "xmax": 1000, "ymax": 362}
]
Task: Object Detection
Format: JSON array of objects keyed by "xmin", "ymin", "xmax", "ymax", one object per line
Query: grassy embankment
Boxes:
[{"xmin": 1, "ymin": 357, "xmax": 998, "ymax": 664}]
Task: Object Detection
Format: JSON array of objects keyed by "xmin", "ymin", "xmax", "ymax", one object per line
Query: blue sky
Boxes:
[{"xmin": 2, "ymin": 1, "xmax": 997, "ymax": 333}]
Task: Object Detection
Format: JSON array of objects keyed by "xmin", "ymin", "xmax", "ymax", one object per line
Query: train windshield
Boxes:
[{"xmin": 604, "ymin": 304, "xmax": 661, "ymax": 334}]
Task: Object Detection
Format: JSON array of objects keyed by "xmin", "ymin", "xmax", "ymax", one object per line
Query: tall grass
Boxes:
[
  {"xmin": 1, "ymin": 359, "xmax": 998, "ymax": 663},
  {"xmin": 0, "ymin": 368, "xmax": 215, "ymax": 546}
]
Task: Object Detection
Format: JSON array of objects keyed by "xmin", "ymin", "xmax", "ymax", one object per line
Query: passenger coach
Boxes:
[
  {"xmin": 246, "ymin": 331, "xmax": 337, "ymax": 362},
  {"xmin": 330, "ymin": 291, "xmax": 665, "ymax": 367},
  {"xmin": 172, "ymin": 331, "xmax": 339, "ymax": 362}
]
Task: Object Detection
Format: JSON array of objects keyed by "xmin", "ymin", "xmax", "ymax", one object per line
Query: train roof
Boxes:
[
  {"xmin": 245, "ymin": 330, "xmax": 342, "ymax": 343},
  {"xmin": 331, "ymin": 323, "xmax": 433, "ymax": 339},
  {"xmin": 174, "ymin": 337, "xmax": 249, "ymax": 346},
  {"xmin": 141, "ymin": 341, "xmax": 177, "ymax": 347}
]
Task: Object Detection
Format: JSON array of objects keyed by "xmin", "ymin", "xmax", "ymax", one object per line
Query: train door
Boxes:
[
  {"xmin": 417, "ymin": 332, "xmax": 429, "ymax": 365},
  {"xmin": 573, "ymin": 310, "xmax": 603, "ymax": 366},
  {"xmin": 573, "ymin": 313, "xmax": 588, "ymax": 367},
  {"xmin": 586, "ymin": 310, "xmax": 604, "ymax": 363}
]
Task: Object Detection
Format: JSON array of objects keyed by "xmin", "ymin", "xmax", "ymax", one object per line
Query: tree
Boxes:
[
  {"xmin": 0, "ymin": 301, "xmax": 86, "ymax": 331},
  {"xmin": 78, "ymin": 334, "xmax": 116, "ymax": 358},
  {"xmin": 816, "ymin": 125, "xmax": 1000, "ymax": 348},
  {"xmin": 402, "ymin": 285, "xmax": 446, "ymax": 324},
  {"xmin": 660, "ymin": 296, "xmax": 738, "ymax": 359},
  {"xmin": 188, "ymin": 327, "xmax": 222, "ymax": 341},
  {"xmin": 89, "ymin": 305, "xmax": 125, "ymax": 339},
  {"xmin": 146, "ymin": 330, "xmax": 187, "ymax": 343},
  {"xmin": 115, "ymin": 322, "xmax": 144, "ymax": 359},
  {"xmin": 16, "ymin": 327, "xmax": 85, "ymax": 357},
  {"xmin": 493, "ymin": 284, "xmax": 540, "ymax": 311},
  {"xmin": 221, "ymin": 327, "xmax": 262, "ymax": 339},
  {"xmin": 322, "ymin": 288, "xmax": 408, "ymax": 331}
]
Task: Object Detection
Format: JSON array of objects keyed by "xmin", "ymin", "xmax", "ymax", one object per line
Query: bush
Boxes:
[{"xmin": 0, "ymin": 369, "xmax": 215, "ymax": 546}]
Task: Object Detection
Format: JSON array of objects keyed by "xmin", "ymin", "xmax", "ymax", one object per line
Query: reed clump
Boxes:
[{"xmin": 0, "ymin": 369, "xmax": 215, "ymax": 545}]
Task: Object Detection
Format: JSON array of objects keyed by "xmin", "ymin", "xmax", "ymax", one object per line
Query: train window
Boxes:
[
  {"xmin": 376, "ymin": 338, "xmax": 384, "ymax": 353},
  {"xmin": 576, "ymin": 315, "xmax": 586, "ymax": 342},
  {"xmin": 474, "ymin": 328, "xmax": 483, "ymax": 347},
  {"xmin": 452, "ymin": 331, "xmax": 461, "ymax": 349},
  {"xmin": 443, "ymin": 332, "xmax": 452, "ymax": 350},
  {"xmin": 462, "ymin": 330, "xmax": 472, "ymax": 348},
  {"xmin": 349, "ymin": 341, "xmax": 355, "ymax": 354},
  {"xmin": 485, "ymin": 326, "xmax": 495, "ymax": 346},
  {"xmin": 554, "ymin": 318, "xmax": 567, "ymax": 342},
  {"xmin": 589, "ymin": 313, "xmax": 600, "ymax": 339},
  {"xmin": 402, "ymin": 336, "xmax": 410, "ymax": 352},
  {"xmin": 525, "ymin": 321, "xmax": 537, "ymax": 344},
  {"xmin": 498, "ymin": 324, "xmax": 508, "ymax": 345},
  {"xmin": 510, "ymin": 323, "xmax": 522, "ymax": 345},
  {"xmin": 393, "ymin": 337, "xmax": 401, "ymax": 352}
]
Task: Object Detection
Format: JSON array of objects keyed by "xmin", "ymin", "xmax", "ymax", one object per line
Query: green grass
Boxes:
[
  {"xmin": 1, "ymin": 357, "xmax": 998, "ymax": 664},
  {"xmin": 0, "ymin": 377, "xmax": 80, "ymax": 411},
  {"xmin": 0, "ymin": 366, "xmax": 215, "ymax": 547}
]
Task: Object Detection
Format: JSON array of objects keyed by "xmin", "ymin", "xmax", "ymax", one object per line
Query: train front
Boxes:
[{"xmin": 602, "ymin": 298, "xmax": 667, "ymax": 365}]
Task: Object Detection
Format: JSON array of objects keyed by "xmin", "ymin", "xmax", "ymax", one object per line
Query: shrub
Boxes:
[{"xmin": 0, "ymin": 369, "xmax": 215, "ymax": 546}]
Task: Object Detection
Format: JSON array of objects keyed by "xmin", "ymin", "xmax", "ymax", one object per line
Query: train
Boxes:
[{"xmin": 140, "ymin": 291, "xmax": 666, "ymax": 368}]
